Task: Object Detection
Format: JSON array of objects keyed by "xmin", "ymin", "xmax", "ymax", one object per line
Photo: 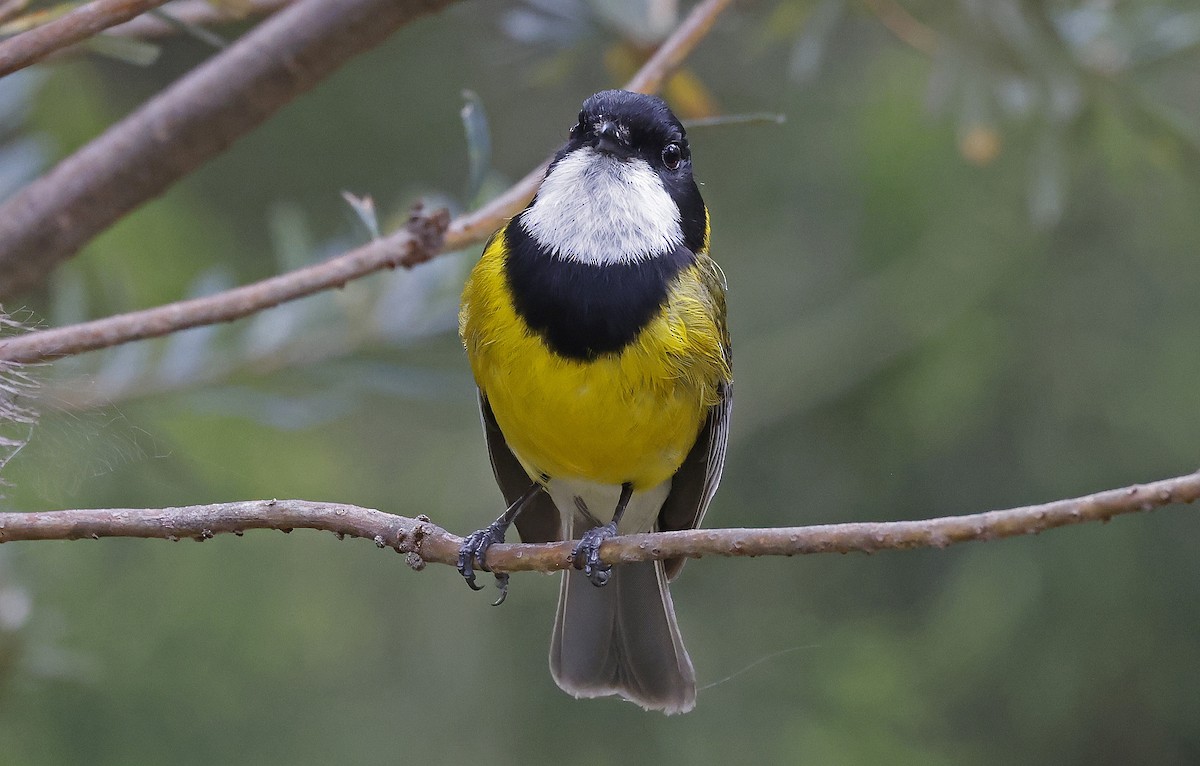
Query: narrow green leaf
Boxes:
[
  {"xmin": 460, "ymin": 89, "xmax": 492, "ymax": 205},
  {"xmin": 147, "ymin": 7, "xmax": 228, "ymax": 49},
  {"xmin": 83, "ymin": 34, "xmax": 161, "ymax": 67},
  {"xmin": 269, "ymin": 201, "xmax": 317, "ymax": 271}
]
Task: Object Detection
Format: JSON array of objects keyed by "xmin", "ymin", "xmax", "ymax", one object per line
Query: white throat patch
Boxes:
[{"xmin": 520, "ymin": 147, "xmax": 683, "ymax": 265}]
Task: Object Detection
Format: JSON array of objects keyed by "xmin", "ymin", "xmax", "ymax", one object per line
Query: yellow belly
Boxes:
[{"xmin": 460, "ymin": 240, "xmax": 729, "ymax": 491}]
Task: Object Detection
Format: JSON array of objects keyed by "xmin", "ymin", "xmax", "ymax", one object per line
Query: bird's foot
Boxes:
[
  {"xmin": 571, "ymin": 521, "xmax": 618, "ymax": 587},
  {"xmin": 457, "ymin": 522, "xmax": 511, "ymax": 606}
]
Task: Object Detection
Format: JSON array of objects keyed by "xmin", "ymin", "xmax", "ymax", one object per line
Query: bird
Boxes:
[{"xmin": 457, "ymin": 89, "xmax": 732, "ymax": 714}]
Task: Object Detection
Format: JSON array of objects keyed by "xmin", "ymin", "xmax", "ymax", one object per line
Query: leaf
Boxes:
[
  {"xmin": 1027, "ymin": 128, "xmax": 1064, "ymax": 227},
  {"xmin": 340, "ymin": 191, "xmax": 380, "ymax": 241},
  {"xmin": 154, "ymin": 270, "xmax": 231, "ymax": 386},
  {"xmin": 268, "ymin": 201, "xmax": 317, "ymax": 271},
  {"xmin": 789, "ymin": 0, "xmax": 846, "ymax": 83},
  {"xmin": 588, "ymin": 0, "xmax": 677, "ymax": 45},
  {"xmin": 204, "ymin": 0, "xmax": 255, "ymax": 19},
  {"xmin": 82, "ymin": 34, "xmax": 162, "ymax": 67},
  {"xmin": 147, "ymin": 7, "xmax": 227, "ymax": 49},
  {"xmin": 460, "ymin": 90, "xmax": 492, "ymax": 205},
  {"xmin": 663, "ymin": 67, "xmax": 717, "ymax": 119},
  {"xmin": 0, "ymin": 136, "xmax": 47, "ymax": 199},
  {"xmin": 241, "ymin": 299, "xmax": 306, "ymax": 359}
]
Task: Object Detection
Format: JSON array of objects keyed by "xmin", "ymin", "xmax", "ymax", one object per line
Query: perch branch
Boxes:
[
  {"xmin": 0, "ymin": 0, "xmax": 734, "ymax": 363},
  {"xmin": 1, "ymin": 470, "xmax": 1195, "ymax": 573},
  {"xmin": 0, "ymin": 0, "xmax": 171, "ymax": 76},
  {"xmin": 0, "ymin": 0, "xmax": 462, "ymax": 300}
]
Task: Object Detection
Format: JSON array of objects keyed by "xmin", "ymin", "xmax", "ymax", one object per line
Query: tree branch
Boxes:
[
  {"xmin": 0, "ymin": 0, "xmax": 462, "ymax": 300},
  {"xmin": 0, "ymin": 0, "xmax": 734, "ymax": 363},
  {"xmin": 0, "ymin": 206, "xmax": 449, "ymax": 363},
  {"xmin": 2, "ymin": 470, "xmax": 1195, "ymax": 573},
  {"xmin": 0, "ymin": 0, "xmax": 171, "ymax": 76},
  {"xmin": 624, "ymin": 0, "xmax": 731, "ymax": 95},
  {"xmin": 0, "ymin": 1, "xmax": 30, "ymax": 27}
]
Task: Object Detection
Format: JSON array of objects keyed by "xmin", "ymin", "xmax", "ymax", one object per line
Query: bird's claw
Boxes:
[
  {"xmin": 491, "ymin": 573, "xmax": 509, "ymax": 606},
  {"xmin": 457, "ymin": 522, "xmax": 508, "ymax": 598},
  {"xmin": 571, "ymin": 522, "xmax": 617, "ymax": 587}
]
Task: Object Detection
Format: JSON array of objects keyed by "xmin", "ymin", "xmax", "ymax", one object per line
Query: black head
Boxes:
[
  {"xmin": 566, "ymin": 90, "xmax": 690, "ymax": 168},
  {"xmin": 551, "ymin": 90, "xmax": 707, "ymax": 253}
]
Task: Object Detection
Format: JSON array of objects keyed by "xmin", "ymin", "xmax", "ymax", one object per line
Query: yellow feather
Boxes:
[{"xmin": 460, "ymin": 232, "xmax": 730, "ymax": 491}]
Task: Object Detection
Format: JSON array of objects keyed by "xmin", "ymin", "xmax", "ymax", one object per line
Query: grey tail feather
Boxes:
[{"xmin": 549, "ymin": 559, "xmax": 696, "ymax": 714}]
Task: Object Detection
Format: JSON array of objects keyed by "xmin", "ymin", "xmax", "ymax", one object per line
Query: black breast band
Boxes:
[{"xmin": 503, "ymin": 218, "xmax": 694, "ymax": 361}]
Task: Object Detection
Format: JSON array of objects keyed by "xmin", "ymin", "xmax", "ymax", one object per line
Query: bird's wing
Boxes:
[
  {"xmin": 479, "ymin": 392, "xmax": 563, "ymax": 543},
  {"xmin": 657, "ymin": 251, "xmax": 733, "ymax": 580},
  {"xmin": 656, "ymin": 383, "xmax": 732, "ymax": 580}
]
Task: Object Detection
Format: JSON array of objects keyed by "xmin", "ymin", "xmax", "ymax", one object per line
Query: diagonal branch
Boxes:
[
  {"xmin": 0, "ymin": 0, "xmax": 463, "ymax": 300},
  {"xmin": 0, "ymin": 206, "xmax": 449, "ymax": 363},
  {"xmin": 0, "ymin": 0, "xmax": 171, "ymax": 76},
  {"xmin": 625, "ymin": 0, "xmax": 731, "ymax": 95},
  {"xmin": 1, "ymin": 470, "xmax": 1195, "ymax": 574},
  {"xmin": 0, "ymin": 0, "xmax": 735, "ymax": 363},
  {"xmin": 0, "ymin": 1, "xmax": 29, "ymax": 27}
]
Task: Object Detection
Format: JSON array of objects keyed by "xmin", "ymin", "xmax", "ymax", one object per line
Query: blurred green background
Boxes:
[{"xmin": 1, "ymin": 0, "xmax": 1199, "ymax": 762}]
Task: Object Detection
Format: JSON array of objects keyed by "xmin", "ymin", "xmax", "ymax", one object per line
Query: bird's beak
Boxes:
[{"xmin": 594, "ymin": 120, "xmax": 632, "ymax": 159}]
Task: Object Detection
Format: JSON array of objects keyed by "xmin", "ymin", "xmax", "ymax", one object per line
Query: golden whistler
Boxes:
[{"xmin": 458, "ymin": 90, "xmax": 732, "ymax": 714}]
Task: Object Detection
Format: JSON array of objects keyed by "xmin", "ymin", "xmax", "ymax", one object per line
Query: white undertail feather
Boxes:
[
  {"xmin": 544, "ymin": 477, "xmax": 670, "ymax": 536},
  {"xmin": 520, "ymin": 148, "xmax": 683, "ymax": 265}
]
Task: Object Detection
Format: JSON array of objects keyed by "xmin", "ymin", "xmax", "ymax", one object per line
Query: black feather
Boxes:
[{"xmin": 503, "ymin": 221, "xmax": 695, "ymax": 361}]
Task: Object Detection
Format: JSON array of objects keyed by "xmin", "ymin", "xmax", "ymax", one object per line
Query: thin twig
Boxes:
[
  {"xmin": 0, "ymin": 0, "xmax": 735, "ymax": 362},
  {"xmin": 0, "ymin": 0, "xmax": 463, "ymax": 300},
  {"xmin": 107, "ymin": 0, "xmax": 292, "ymax": 38},
  {"xmin": 625, "ymin": 0, "xmax": 731, "ymax": 94},
  {"xmin": 0, "ymin": 0, "xmax": 30, "ymax": 27},
  {"xmin": 0, "ymin": 207, "xmax": 450, "ymax": 362},
  {"xmin": 1, "ymin": 470, "xmax": 1195, "ymax": 573},
  {"xmin": 0, "ymin": 0, "xmax": 171, "ymax": 76}
]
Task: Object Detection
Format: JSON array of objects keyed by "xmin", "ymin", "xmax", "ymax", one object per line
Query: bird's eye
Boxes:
[{"xmin": 662, "ymin": 143, "xmax": 683, "ymax": 170}]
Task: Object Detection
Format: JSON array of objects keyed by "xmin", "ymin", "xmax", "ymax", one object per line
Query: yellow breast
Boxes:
[{"xmin": 460, "ymin": 235, "xmax": 729, "ymax": 491}]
